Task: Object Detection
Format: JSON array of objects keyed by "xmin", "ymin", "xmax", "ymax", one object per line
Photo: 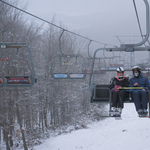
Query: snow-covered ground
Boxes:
[{"xmin": 33, "ymin": 103, "xmax": 150, "ymax": 150}]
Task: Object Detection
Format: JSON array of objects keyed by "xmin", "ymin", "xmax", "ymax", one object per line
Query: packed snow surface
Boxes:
[{"xmin": 34, "ymin": 103, "xmax": 150, "ymax": 150}]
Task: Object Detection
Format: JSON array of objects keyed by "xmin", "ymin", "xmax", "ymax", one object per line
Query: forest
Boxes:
[{"xmin": 0, "ymin": 0, "xmax": 110, "ymax": 149}]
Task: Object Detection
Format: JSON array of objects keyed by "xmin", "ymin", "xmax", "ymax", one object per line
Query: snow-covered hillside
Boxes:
[{"xmin": 33, "ymin": 103, "xmax": 150, "ymax": 150}]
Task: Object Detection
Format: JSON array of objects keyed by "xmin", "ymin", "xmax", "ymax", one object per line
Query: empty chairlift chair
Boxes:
[{"xmin": 0, "ymin": 43, "xmax": 37, "ymax": 87}]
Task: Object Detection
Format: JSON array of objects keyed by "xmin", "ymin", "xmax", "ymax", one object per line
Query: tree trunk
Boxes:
[
  {"xmin": 16, "ymin": 103, "xmax": 28, "ymax": 150},
  {"xmin": 3, "ymin": 127, "xmax": 10, "ymax": 150}
]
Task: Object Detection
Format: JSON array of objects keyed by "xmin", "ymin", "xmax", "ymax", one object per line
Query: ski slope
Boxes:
[{"xmin": 34, "ymin": 103, "xmax": 150, "ymax": 150}]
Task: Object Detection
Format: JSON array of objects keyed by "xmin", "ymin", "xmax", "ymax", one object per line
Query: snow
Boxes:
[{"xmin": 33, "ymin": 103, "xmax": 150, "ymax": 150}]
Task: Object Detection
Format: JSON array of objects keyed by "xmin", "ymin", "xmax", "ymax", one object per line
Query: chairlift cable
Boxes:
[{"xmin": 0, "ymin": 0, "xmax": 117, "ymax": 47}]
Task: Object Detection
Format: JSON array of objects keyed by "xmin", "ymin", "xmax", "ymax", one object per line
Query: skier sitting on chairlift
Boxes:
[
  {"xmin": 110, "ymin": 67, "xmax": 129, "ymax": 115},
  {"xmin": 129, "ymin": 66, "xmax": 150, "ymax": 116}
]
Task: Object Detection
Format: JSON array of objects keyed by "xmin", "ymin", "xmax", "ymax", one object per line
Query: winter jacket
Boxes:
[
  {"xmin": 110, "ymin": 77, "xmax": 129, "ymax": 90},
  {"xmin": 129, "ymin": 75, "xmax": 150, "ymax": 90}
]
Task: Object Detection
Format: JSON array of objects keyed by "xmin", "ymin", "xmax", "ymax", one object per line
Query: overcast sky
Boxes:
[{"xmin": 21, "ymin": 0, "xmax": 149, "ymax": 47}]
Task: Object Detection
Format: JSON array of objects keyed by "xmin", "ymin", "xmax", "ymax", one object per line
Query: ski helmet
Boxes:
[
  {"xmin": 116, "ymin": 67, "xmax": 124, "ymax": 80},
  {"xmin": 116, "ymin": 67, "xmax": 124, "ymax": 73},
  {"xmin": 132, "ymin": 66, "xmax": 141, "ymax": 77}
]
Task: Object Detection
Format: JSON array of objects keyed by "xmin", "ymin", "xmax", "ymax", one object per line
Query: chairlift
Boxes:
[
  {"xmin": 109, "ymin": 51, "xmax": 120, "ymax": 67},
  {"xmin": 84, "ymin": 42, "xmax": 108, "ymax": 74},
  {"xmin": 89, "ymin": 53, "xmax": 150, "ymax": 117},
  {"xmin": 84, "ymin": 57, "xmax": 106, "ymax": 74},
  {"xmin": 116, "ymin": 51, "xmax": 125, "ymax": 67},
  {"xmin": 51, "ymin": 29, "xmax": 86, "ymax": 79},
  {"xmin": 89, "ymin": 0, "xmax": 150, "ymax": 117},
  {"xmin": 0, "ymin": 43, "xmax": 36, "ymax": 87},
  {"xmin": 107, "ymin": 51, "xmax": 124, "ymax": 67}
]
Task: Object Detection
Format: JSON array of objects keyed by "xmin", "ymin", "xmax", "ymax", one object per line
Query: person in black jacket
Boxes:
[{"xmin": 110, "ymin": 67, "xmax": 129, "ymax": 114}]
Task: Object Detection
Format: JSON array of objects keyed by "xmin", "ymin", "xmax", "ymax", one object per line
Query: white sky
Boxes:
[
  {"xmin": 33, "ymin": 103, "xmax": 150, "ymax": 150},
  {"xmin": 22, "ymin": 0, "xmax": 149, "ymax": 47}
]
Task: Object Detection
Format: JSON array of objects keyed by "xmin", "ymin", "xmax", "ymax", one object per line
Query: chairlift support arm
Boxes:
[
  {"xmin": 59, "ymin": 29, "xmax": 65, "ymax": 55},
  {"xmin": 88, "ymin": 40, "xmax": 92, "ymax": 58},
  {"xmin": 121, "ymin": 0, "xmax": 150, "ymax": 50}
]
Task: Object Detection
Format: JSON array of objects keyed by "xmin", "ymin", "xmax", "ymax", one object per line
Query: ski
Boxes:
[
  {"xmin": 109, "ymin": 111, "xmax": 121, "ymax": 116},
  {"xmin": 139, "ymin": 115, "xmax": 150, "ymax": 118}
]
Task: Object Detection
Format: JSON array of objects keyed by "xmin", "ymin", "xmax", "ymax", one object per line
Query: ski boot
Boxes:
[
  {"xmin": 138, "ymin": 109, "xmax": 145, "ymax": 117},
  {"xmin": 110, "ymin": 107, "xmax": 119, "ymax": 117}
]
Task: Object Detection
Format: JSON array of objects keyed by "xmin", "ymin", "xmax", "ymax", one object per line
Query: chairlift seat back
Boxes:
[{"xmin": 91, "ymin": 84, "xmax": 111, "ymax": 103}]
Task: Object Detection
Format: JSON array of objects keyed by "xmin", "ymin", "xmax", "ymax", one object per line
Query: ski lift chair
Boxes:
[{"xmin": 0, "ymin": 43, "xmax": 37, "ymax": 87}]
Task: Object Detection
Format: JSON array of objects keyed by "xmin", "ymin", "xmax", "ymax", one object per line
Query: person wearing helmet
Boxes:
[
  {"xmin": 129, "ymin": 66, "xmax": 150, "ymax": 116},
  {"xmin": 110, "ymin": 67, "xmax": 129, "ymax": 116}
]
